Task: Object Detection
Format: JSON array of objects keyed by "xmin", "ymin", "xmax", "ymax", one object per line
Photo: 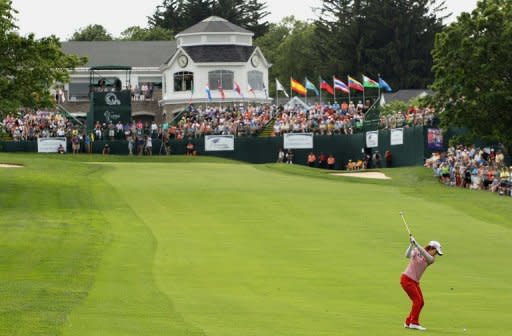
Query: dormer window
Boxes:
[
  {"xmin": 208, "ymin": 70, "xmax": 234, "ymax": 90},
  {"xmin": 174, "ymin": 72, "xmax": 194, "ymax": 92}
]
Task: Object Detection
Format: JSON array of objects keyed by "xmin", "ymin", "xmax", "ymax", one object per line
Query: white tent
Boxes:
[{"xmin": 284, "ymin": 96, "xmax": 312, "ymax": 111}]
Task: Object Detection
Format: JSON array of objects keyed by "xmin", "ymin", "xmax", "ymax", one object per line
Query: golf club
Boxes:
[{"xmin": 399, "ymin": 211, "xmax": 412, "ymax": 236}]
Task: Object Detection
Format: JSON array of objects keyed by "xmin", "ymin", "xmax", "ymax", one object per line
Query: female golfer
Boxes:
[{"xmin": 401, "ymin": 236, "xmax": 443, "ymax": 331}]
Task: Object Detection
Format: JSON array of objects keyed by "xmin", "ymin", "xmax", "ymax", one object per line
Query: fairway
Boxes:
[{"xmin": 1, "ymin": 154, "xmax": 511, "ymax": 336}]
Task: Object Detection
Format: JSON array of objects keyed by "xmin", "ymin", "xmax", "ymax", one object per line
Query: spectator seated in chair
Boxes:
[
  {"xmin": 102, "ymin": 144, "xmax": 110, "ymax": 155},
  {"xmin": 57, "ymin": 144, "xmax": 65, "ymax": 154},
  {"xmin": 346, "ymin": 160, "xmax": 355, "ymax": 171}
]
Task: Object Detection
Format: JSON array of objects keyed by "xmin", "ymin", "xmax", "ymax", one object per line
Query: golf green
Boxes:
[{"xmin": 1, "ymin": 154, "xmax": 511, "ymax": 335}]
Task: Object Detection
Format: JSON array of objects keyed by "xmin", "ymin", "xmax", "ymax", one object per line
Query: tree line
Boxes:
[
  {"xmin": 70, "ymin": 0, "xmax": 446, "ymax": 91},
  {"xmin": 2, "ymin": 0, "xmax": 511, "ymax": 153}
]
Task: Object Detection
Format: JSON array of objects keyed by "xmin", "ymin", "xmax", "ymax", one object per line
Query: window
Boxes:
[
  {"xmin": 68, "ymin": 82, "xmax": 90, "ymax": 100},
  {"xmin": 248, "ymin": 71, "xmax": 264, "ymax": 90},
  {"xmin": 208, "ymin": 70, "xmax": 234, "ymax": 90},
  {"xmin": 174, "ymin": 72, "xmax": 194, "ymax": 92}
]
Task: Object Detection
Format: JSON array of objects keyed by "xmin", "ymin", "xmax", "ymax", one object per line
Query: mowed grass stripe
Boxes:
[
  {"xmin": 101, "ymin": 162, "xmax": 512, "ymax": 335},
  {"xmin": 0, "ymin": 158, "xmax": 107, "ymax": 336},
  {"xmin": 61, "ymin": 165, "xmax": 205, "ymax": 336},
  {"xmin": 1, "ymin": 154, "xmax": 511, "ymax": 335}
]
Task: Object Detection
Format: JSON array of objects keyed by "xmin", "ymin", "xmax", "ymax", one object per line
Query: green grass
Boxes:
[{"xmin": 1, "ymin": 153, "xmax": 511, "ymax": 335}]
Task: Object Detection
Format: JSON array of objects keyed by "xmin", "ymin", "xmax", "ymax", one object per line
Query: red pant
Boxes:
[{"xmin": 400, "ymin": 274, "xmax": 424, "ymax": 325}]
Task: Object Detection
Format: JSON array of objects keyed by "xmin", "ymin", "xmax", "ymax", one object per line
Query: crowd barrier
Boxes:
[{"xmin": 0, "ymin": 126, "xmax": 455, "ymax": 169}]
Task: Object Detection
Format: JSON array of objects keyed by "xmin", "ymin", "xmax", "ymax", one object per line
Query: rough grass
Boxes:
[{"xmin": 0, "ymin": 153, "xmax": 511, "ymax": 335}]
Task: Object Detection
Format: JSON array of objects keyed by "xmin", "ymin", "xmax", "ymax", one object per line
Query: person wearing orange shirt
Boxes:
[
  {"xmin": 318, "ymin": 152, "xmax": 327, "ymax": 169},
  {"xmin": 186, "ymin": 141, "xmax": 194, "ymax": 156},
  {"xmin": 307, "ymin": 152, "xmax": 317, "ymax": 167},
  {"xmin": 327, "ymin": 154, "xmax": 336, "ymax": 169}
]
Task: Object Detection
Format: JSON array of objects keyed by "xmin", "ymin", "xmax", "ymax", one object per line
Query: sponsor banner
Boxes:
[
  {"xmin": 205, "ymin": 135, "xmax": 235, "ymax": 151},
  {"xmin": 390, "ymin": 128, "xmax": 404, "ymax": 146},
  {"xmin": 92, "ymin": 91, "xmax": 132, "ymax": 125},
  {"xmin": 37, "ymin": 137, "xmax": 67, "ymax": 153},
  {"xmin": 427, "ymin": 128, "xmax": 444, "ymax": 151},
  {"xmin": 366, "ymin": 131, "xmax": 379, "ymax": 148},
  {"xmin": 284, "ymin": 133, "xmax": 314, "ymax": 149}
]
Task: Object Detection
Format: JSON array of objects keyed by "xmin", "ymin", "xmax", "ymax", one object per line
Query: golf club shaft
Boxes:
[{"xmin": 400, "ymin": 212, "xmax": 412, "ymax": 236}]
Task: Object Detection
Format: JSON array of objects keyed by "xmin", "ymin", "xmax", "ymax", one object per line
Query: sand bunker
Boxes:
[
  {"xmin": 331, "ymin": 172, "xmax": 391, "ymax": 180},
  {"xmin": 0, "ymin": 163, "xmax": 24, "ymax": 168}
]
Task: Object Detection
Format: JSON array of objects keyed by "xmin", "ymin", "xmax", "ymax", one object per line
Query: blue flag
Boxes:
[
  {"xmin": 205, "ymin": 84, "xmax": 212, "ymax": 102},
  {"xmin": 305, "ymin": 78, "xmax": 319, "ymax": 96},
  {"xmin": 379, "ymin": 78, "xmax": 393, "ymax": 92},
  {"xmin": 262, "ymin": 82, "xmax": 268, "ymax": 98}
]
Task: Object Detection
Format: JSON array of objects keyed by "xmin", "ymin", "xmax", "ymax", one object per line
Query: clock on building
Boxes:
[
  {"xmin": 251, "ymin": 55, "xmax": 260, "ymax": 68},
  {"xmin": 178, "ymin": 55, "xmax": 189, "ymax": 68}
]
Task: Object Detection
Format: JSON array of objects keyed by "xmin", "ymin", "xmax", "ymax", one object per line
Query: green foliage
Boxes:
[
  {"xmin": 0, "ymin": 1, "xmax": 87, "ymax": 116},
  {"xmin": 381, "ymin": 100, "xmax": 409, "ymax": 116},
  {"xmin": 315, "ymin": 0, "xmax": 446, "ymax": 89},
  {"xmin": 70, "ymin": 24, "xmax": 113, "ymax": 41},
  {"xmin": 149, "ymin": 0, "xmax": 270, "ymax": 38},
  {"xmin": 381, "ymin": 95, "xmax": 432, "ymax": 115},
  {"xmin": 120, "ymin": 26, "xmax": 174, "ymax": 40},
  {"xmin": 255, "ymin": 17, "xmax": 322, "ymax": 95},
  {"xmin": 431, "ymin": 0, "xmax": 512, "ymax": 153}
]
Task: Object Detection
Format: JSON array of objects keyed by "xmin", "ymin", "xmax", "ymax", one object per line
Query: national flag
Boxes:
[
  {"xmin": 217, "ymin": 80, "xmax": 225, "ymax": 100},
  {"xmin": 363, "ymin": 75, "xmax": 379, "ymax": 88},
  {"xmin": 248, "ymin": 84, "xmax": 256, "ymax": 96},
  {"xmin": 276, "ymin": 79, "xmax": 289, "ymax": 97},
  {"xmin": 333, "ymin": 76, "xmax": 349, "ymax": 94},
  {"xmin": 348, "ymin": 76, "xmax": 364, "ymax": 92},
  {"xmin": 319, "ymin": 77, "xmax": 334, "ymax": 95},
  {"xmin": 290, "ymin": 78, "xmax": 307, "ymax": 96},
  {"xmin": 379, "ymin": 78, "xmax": 393, "ymax": 92},
  {"xmin": 305, "ymin": 78, "xmax": 319, "ymax": 96},
  {"xmin": 234, "ymin": 81, "xmax": 243, "ymax": 97},
  {"xmin": 205, "ymin": 84, "xmax": 212, "ymax": 102}
]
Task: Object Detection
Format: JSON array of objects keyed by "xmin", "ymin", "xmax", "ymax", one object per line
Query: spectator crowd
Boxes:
[
  {"xmin": 379, "ymin": 106, "xmax": 438, "ymax": 129},
  {"xmin": 2, "ymin": 100, "xmax": 442, "ymax": 144},
  {"xmin": 425, "ymin": 145, "xmax": 512, "ymax": 197},
  {"xmin": 1, "ymin": 110, "xmax": 75, "ymax": 141}
]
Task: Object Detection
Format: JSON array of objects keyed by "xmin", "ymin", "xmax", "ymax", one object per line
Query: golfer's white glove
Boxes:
[{"xmin": 410, "ymin": 236, "xmax": 417, "ymax": 246}]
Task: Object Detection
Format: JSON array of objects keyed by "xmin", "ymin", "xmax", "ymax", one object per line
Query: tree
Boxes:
[
  {"xmin": 315, "ymin": 0, "xmax": 447, "ymax": 89},
  {"xmin": 255, "ymin": 17, "xmax": 322, "ymax": 96},
  {"xmin": 149, "ymin": 0, "xmax": 269, "ymax": 38},
  {"xmin": 212, "ymin": 0, "xmax": 270, "ymax": 38},
  {"xmin": 70, "ymin": 24, "xmax": 113, "ymax": 41},
  {"xmin": 120, "ymin": 26, "xmax": 174, "ymax": 40},
  {"xmin": 431, "ymin": 0, "xmax": 512, "ymax": 154},
  {"xmin": 0, "ymin": 1, "xmax": 86, "ymax": 115}
]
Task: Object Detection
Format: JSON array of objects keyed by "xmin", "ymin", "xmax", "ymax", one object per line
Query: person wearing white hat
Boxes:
[{"xmin": 400, "ymin": 237, "xmax": 443, "ymax": 331}]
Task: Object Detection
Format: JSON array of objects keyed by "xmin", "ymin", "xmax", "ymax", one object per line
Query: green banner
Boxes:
[{"xmin": 88, "ymin": 91, "xmax": 131, "ymax": 129}]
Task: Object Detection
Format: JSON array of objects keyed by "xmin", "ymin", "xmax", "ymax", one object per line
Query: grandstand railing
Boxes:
[
  {"xmin": 57, "ymin": 104, "xmax": 84, "ymax": 126},
  {"xmin": 362, "ymin": 97, "xmax": 382, "ymax": 131}
]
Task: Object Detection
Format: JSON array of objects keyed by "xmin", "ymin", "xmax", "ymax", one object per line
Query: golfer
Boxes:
[{"xmin": 401, "ymin": 236, "xmax": 443, "ymax": 331}]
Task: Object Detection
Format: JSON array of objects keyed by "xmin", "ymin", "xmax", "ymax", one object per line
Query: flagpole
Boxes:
[
  {"xmin": 305, "ymin": 77, "xmax": 308, "ymax": 106},
  {"xmin": 333, "ymin": 76, "xmax": 336, "ymax": 104},
  {"xmin": 319, "ymin": 77, "xmax": 322, "ymax": 107},
  {"xmin": 362, "ymin": 75, "xmax": 366, "ymax": 108},
  {"xmin": 348, "ymin": 76, "xmax": 351, "ymax": 105},
  {"xmin": 290, "ymin": 77, "xmax": 292, "ymax": 99},
  {"xmin": 377, "ymin": 73, "xmax": 382, "ymax": 100},
  {"xmin": 276, "ymin": 81, "xmax": 279, "ymax": 107}
]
